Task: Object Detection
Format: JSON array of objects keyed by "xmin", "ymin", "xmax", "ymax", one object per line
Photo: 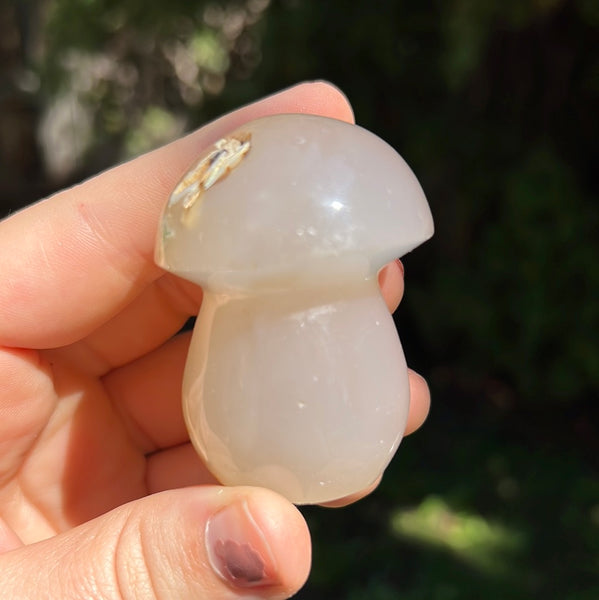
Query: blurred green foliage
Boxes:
[
  {"xmin": 301, "ymin": 416, "xmax": 599, "ymax": 599},
  {"xmin": 1, "ymin": 0, "xmax": 597, "ymax": 597}
]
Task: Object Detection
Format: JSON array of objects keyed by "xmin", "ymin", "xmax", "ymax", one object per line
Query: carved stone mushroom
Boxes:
[{"xmin": 156, "ymin": 114, "xmax": 434, "ymax": 504}]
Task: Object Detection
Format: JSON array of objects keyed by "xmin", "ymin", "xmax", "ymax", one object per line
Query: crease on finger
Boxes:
[
  {"xmin": 101, "ymin": 332, "xmax": 192, "ymax": 454},
  {"xmin": 0, "ymin": 517, "xmax": 24, "ymax": 553},
  {"xmin": 145, "ymin": 443, "xmax": 218, "ymax": 494}
]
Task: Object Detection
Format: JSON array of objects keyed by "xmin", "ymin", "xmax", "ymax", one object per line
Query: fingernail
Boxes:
[
  {"xmin": 205, "ymin": 501, "xmax": 279, "ymax": 590},
  {"xmin": 395, "ymin": 258, "xmax": 405, "ymax": 277},
  {"xmin": 379, "ymin": 259, "xmax": 404, "ymax": 288}
]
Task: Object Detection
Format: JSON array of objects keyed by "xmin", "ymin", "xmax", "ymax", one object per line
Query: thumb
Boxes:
[{"xmin": 0, "ymin": 486, "xmax": 311, "ymax": 599}]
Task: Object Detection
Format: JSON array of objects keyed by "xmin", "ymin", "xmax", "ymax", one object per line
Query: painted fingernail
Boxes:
[{"xmin": 205, "ymin": 501, "xmax": 279, "ymax": 589}]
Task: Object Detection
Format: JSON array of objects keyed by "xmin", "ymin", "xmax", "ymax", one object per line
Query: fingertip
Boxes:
[
  {"xmin": 228, "ymin": 81, "xmax": 355, "ymax": 127},
  {"xmin": 291, "ymin": 80, "xmax": 355, "ymax": 123},
  {"xmin": 245, "ymin": 488, "xmax": 312, "ymax": 596},
  {"xmin": 195, "ymin": 487, "xmax": 311, "ymax": 598},
  {"xmin": 405, "ymin": 369, "xmax": 431, "ymax": 435},
  {"xmin": 378, "ymin": 259, "xmax": 405, "ymax": 313},
  {"xmin": 319, "ymin": 368, "xmax": 430, "ymax": 507}
]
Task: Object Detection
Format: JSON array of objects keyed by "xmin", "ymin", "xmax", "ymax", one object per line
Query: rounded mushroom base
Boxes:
[{"xmin": 183, "ymin": 281, "xmax": 410, "ymax": 505}]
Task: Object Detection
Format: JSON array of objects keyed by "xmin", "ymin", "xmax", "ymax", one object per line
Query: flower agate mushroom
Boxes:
[{"xmin": 155, "ymin": 114, "xmax": 433, "ymax": 504}]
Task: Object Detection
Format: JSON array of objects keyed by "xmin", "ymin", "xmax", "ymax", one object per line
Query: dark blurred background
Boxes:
[{"xmin": 1, "ymin": 0, "xmax": 597, "ymax": 597}]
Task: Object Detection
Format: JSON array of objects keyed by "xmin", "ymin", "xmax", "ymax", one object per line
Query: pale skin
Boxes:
[{"xmin": 0, "ymin": 82, "xmax": 430, "ymax": 599}]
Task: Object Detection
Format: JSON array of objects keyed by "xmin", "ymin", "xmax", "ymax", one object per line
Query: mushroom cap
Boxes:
[{"xmin": 156, "ymin": 114, "xmax": 433, "ymax": 290}]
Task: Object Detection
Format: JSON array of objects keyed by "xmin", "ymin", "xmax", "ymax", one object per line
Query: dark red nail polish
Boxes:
[
  {"xmin": 212, "ymin": 538, "xmax": 266, "ymax": 585},
  {"xmin": 205, "ymin": 501, "xmax": 278, "ymax": 589}
]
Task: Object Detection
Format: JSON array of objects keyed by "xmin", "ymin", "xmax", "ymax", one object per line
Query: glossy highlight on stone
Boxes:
[{"xmin": 156, "ymin": 114, "xmax": 434, "ymax": 504}]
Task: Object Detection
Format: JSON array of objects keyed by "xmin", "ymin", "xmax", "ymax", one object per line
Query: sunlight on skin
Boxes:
[{"xmin": 0, "ymin": 82, "xmax": 431, "ymax": 598}]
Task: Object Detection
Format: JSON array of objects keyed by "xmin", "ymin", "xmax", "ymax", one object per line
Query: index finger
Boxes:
[{"xmin": 0, "ymin": 82, "xmax": 354, "ymax": 349}]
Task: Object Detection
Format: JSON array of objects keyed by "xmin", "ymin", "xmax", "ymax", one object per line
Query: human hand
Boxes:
[{"xmin": 0, "ymin": 82, "xmax": 430, "ymax": 599}]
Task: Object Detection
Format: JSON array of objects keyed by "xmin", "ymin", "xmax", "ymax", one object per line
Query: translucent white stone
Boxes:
[{"xmin": 156, "ymin": 114, "xmax": 433, "ymax": 504}]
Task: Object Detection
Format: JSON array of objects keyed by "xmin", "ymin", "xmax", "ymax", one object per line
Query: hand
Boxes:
[{"xmin": 0, "ymin": 82, "xmax": 430, "ymax": 599}]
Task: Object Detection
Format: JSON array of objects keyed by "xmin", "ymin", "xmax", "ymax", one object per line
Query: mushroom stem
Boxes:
[{"xmin": 183, "ymin": 278, "xmax": 409, "ymax": 505}]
